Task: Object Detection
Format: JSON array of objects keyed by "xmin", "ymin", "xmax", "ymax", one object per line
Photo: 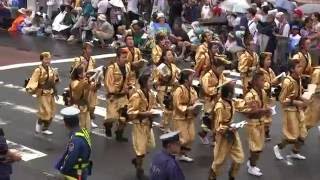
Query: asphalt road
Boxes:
[{"xmin": 1, "ymin": 31, "xmax": 320, "ymax": 180}]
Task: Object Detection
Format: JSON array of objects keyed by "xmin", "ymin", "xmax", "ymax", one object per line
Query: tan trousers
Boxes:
[
  {"xmin": 240, "ymin": 75, "xmax": 251, "ymax": 95},
  {"xmin": 173, "ymin": 118, "xmax": 195, "ymax": 149},
  {"xmin": 79, "ymin": 105, "xmax": 91, "ymax": 130},
  {"xmin": 246, "ymin": 122, "xmax": 265, "ymax": 152},
  {"xmin": 132, "ymin": 123, "xmax": 155, "ymax": 156},
  {"xmin": 106, "ymin": 95, "xmax": 128, "ymax": 123},
  {"xmin": 282, "ymin": 110, "xmax": 306, "ymax": 141},
  {"xmin": 37, "ymin": 94, "xmax": 56, "ymax": 121},
  {"xmin": 211, "ymin": 132, "xmax": 244, "ymax": 177}
]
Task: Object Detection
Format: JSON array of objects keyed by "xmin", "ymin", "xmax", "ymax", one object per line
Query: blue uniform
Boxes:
[
  {"xmin": 0, "ymin": 136, "xmax": 11, "ymax": 180},
  {"xmin": 149, "ymin": 150, "xmax": 185, "ymax": 180},
  {"xmin": 55, "ymin": 128, "xmax": 91, "ymax": 180}
]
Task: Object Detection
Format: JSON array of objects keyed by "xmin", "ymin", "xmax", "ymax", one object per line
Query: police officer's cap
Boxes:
[
  {"xmin": 60, "ymin": 107, "xmax": 80, "ymax": 126},
  {"xmin": 160, "ymin": 131, "xmax": 180, "ymax": 145}
]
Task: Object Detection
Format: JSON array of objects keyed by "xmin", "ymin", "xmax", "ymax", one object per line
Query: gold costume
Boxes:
[
  {"xmin": 26, "ymin": 65, "xmax": 59, "ymax": 122},
  {"xmin": 71, "ymin": 56, "xmax": 97, "ymax": 119},
  {"xmin": 195, "ymin": 42, "xmax": 210, "ymax": 77},
  {"xmin": 151, "ymin": 45, "xmax": 162, "ymax": 65},
  {"xmin": 260, "ymin": 67, "xmax": 277, "ymax": 132},
  {"xmin": 244, "ymin": 89, "xmax": 270, "ymax": 152},
  {"xmin": 70, "ymin": 78, "xmax": 91, "ymax": 130},
  {"xmin": 172, "ymin": 85, "xmax": 198, "ymax": 149},
  {"xmin": 311, "ymin": 67, "xmax": 320, "ymax": 91},
  {"xmin": 126, "ymin": 47, "xmax": 142, "ymax": 87},
  {"xmin": 293, "ymin": 52, "xmax": 313, "ymax": 76},
  {"xmin": 128, "ymin": 89, "xmax": 157, "ymax": 156},
  {"xmin": 211, "ymin": 98, "xmax": 244, "ymax": 177},
  {"xmin": 154, "ymin": 63, "xmax": 180, "ymax": 130},
  {"xmin": 238, "ymin": 51, "xmax": 259, "ymax": 94},
  {"xmin": 279, "ymin": 75, "xmax": 306, "ymax": 141},
  {"xmin": 105, "ymin": 62, "xmax": 131, "ymax": 122}
]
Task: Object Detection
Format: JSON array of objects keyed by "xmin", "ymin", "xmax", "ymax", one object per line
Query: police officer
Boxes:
[
  {"xmin": 0, "ymin": 128, "xmax": 21, "ymax": 180},
  {"xmin": 56, "ymin": 107, "xmax": 92, "ymax": 180},
  {"xmin": 149, "ymin": 131, "xmax": 185, "ymax": 180}
]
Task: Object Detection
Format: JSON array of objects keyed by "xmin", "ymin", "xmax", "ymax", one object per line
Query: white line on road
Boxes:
[
  {"xmin": 0, "ymin": 53, "xmax": 116, "ymax": 71},
  {"xmin": 6, "ymin": 140, "xmax": 47, "ymax": 161}
]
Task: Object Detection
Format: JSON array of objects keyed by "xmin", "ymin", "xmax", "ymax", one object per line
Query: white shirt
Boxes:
[
  {"xmin": 91, "ymin": 0, "xmax": 100, "ymax": 8},
  {"xmin": 248, "ymin": 19, "xmax": 258, "ymax": 43},
  {"xmin": 97, "ymin": 0, "xmax": 109, "ymax": 14},
  {"xmin": 127, "ymin": 0, "xmax": 138, "ymax": 14}
]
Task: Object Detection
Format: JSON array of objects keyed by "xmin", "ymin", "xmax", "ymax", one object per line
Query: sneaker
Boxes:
[
  {"xmin": 177, "ymin": 154, "xmax": 194, "ymax": 162},
  {"xmin": 289, "ymin": 153, "xmax": 306, "ymax": 160},
  {"xmin": 91, "ymin": 121, "xmax": 98, "ymax": 128},
  {"xmin": 246, "ymin": 161, "xmax": 260, "ymax": 172},
  {"xmin": 35, "ymin": 123, "xmax": 41, "ymax": 133},
  {"xmin": 67, "ymin": 35, "xmax": 75, "ymax": 42},
  {"xmin": 42, "ymin": 130, "xmax": 53, "ymax": 135},
  {"xmin": 265, "ymin": 137, "xmax": 272, "ymax": 142},
  {"xmin": 199, "ymin": 134, "xmax": 209, "ymax": 145},
  {"xmin": 248, "ymin": 166, "xmax": 263, "ymax": 176},
  {"xmin": 273, "ymin": 145, "xmax": 284, "ymax": 160}
]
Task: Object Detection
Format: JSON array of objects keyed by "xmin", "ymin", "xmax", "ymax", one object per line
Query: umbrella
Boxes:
[
  {"xmin": 220, "ymin": 0, "xmax": 250, "ymax": 13},
  {"xmin": 297, "ymin": 4, "xmax": 320, "ymax": 14}
]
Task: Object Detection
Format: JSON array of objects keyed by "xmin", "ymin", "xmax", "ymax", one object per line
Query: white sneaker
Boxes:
[
  {"xmin": 199, "ymin": 135, "xmax": 209, "ymax": 145},
  {"xmin": 273, "ymin": 145, "xmax": 284, "ymax": 160},
  {"xmin": 42, "ymin": 130, "xmax": 53, "ymax": 135},
  {"xmin": 91, "ymin": 121, "xmax": 98, "ymax": 128},
  {"xmin": 67, "ymin": 35, "xmax": 75, "ymax": 42},
  {"xmin": 289, "ymin": 153, "xmax": 306, "ymax": 160},
  {"xmin": 248, "ymin": 166, "xmax": 263, "ymax": 176},
  {"xmin": 35, "ymin": 123, "xmax": 41, "ymax": 133},
  {"xmin": 177, "ymin": 155, "xmax": 194, "ymax": 162},
  {"xmin": 246, "ymin": 161, "xmax": 261, "ymax": 172}
]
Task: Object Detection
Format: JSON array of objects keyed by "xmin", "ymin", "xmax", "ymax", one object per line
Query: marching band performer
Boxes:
[
  {"xmin": 259, "ymin": 52, "xmax": 279, "ymax": 140},
  {"xmin": 273, "ymin": 59, "xmax": 308, "ymax": 161},
  {"xmin": 243, "ymin": 71, "xmax": 272, "ymax": 176},
  {"xmin": 194, "ymin": 31, "xmax": 212, "ymax": 78},
  {"xmin": 172, "ymin": 69, "xmax": 198, "ymax": 162},
  {"xmin": 208, "ymin": 81, "xmax": 245, "ymax": 180},
  {"xmin": 104, "ymin": 46, "xmax": 132, "ymax": 142},
  {"xmin": 69, "ymin": 65, "xmax": 92, "ymax": 130},
  {"xmin": 292, "ymin": 38, "xmax": 313, "ymax": 76},
  {"xmin": 238, "ymin": 39, "xmax": 259, "ymax": 95},
  {"xmin": 127, "ymin": 72, "xmax": 157, "ymax": 179},
  {"xmin": 198, "ymin": 55, "xmax": 230, "ymax": 145},
  {"xmin": 152, "ymin": 32, "xmax": 167, "ymax": 65},
  {"xmin": 124, "ymin": 34, "xmax": 143, "ymax": 87},
  {"xmin": 71, "ymin": 42, "xmax": 99, "ymax": 128},
  {"xmin": 26, "ymin": 52, "xmax": 59, "ymax": 135},
  {"xmin": 154, "ymin": 49, "xmax": 180, "ymax": 132}
]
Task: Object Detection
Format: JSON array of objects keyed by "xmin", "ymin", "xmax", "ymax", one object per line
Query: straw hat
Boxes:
[{"xmin": 98, "ymin": 14, "xmax": 107, "ymax": 21}]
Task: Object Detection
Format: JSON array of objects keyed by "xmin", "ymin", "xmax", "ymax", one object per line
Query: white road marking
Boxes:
[
  {"xmin": 0, "ymin": 53, "xmax": 116, "ymax": 71},
  {"xmin": 6, "ymin": 140, "xmax": 47, "ymax": 161}
]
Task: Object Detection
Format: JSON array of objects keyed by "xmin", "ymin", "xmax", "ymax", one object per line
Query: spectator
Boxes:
[
  {"xmin": 301, "ymin": 16, "xmax": 314, "ymax": 38},
  {"xmin": 150, "ymin": 12, "xmax": 171, "ymax": 36},
  {"xmin": 289, "ymin": 25, "xmax": 301, "ymax": 54},
  {"xmin": 182, "ymin": 0, "xmax": 200, "ymax": 24},
  {"xmin": 0, "ymin": 0, "xmax": 12, "ymax": 29},
  {"xmin": 290, "ymin": 8, "xmax": 304, "ymax": 29},
  {"xmin": 127, "ymin": 0, "xmax": 139, "ymax": 23},
  {"xmin": 247, "ymin": 8, "xmax": 258, "ymax": 44},
  {"xmin": 68, "ymin": 9, "xmax": 95, "ymax": 42},
  {"xmin": 200, "ymin": 0, "xmax": 213, "ymax": 20},
  {"xmin": 52, "ymin": 5, "xmax": 70, "ymax": 39},
  {"xmin": 275, "ymin": 12, "xmax": 290, "ymax": 37},
  {"xmin": 107, "ymin": 0, "xmax": 126, "ymax": 34},
  {"xmin": 168, "ymin": 0, "xmax": 182, "ymax": 28},
  {"xmin": 311, "ymin": 13, "xmax": 320, "ymax": 32},
  {"xmin": 130, "ymin": 20, "xmax": 146, "ymax": 48},
  {"xmin": 97, "ymin": 0, "xmax": 108, "ymax": 14},
  {"xmin": 92, "ymin": 14, "xmax": 114, "ymax": 47},
  {"xmin": 8, "ymin": 8, "xmax": 29, "ymax": 32},
  {"xmin": 21, "ymin": 12, "xmax": 44, "ymax": 35},
  {"xmin": 257, "ymin": 14, "xmax": 277, "ymax": 54}
]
